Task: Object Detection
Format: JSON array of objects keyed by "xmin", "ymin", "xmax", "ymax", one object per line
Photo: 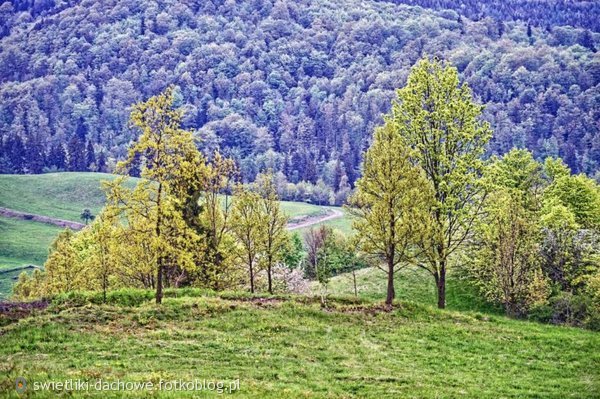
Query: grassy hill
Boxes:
[
  {"xmin": 0, "ymin": 173, "xmax": 331, "ymax": 222},
  {"xmin": 0, "ymin": 291, "xmax": 598, "ymax": 398}
]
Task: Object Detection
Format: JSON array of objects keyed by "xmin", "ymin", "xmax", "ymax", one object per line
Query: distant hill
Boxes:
[{"xmin": 0, "ymin": 0, "xmax": 598, "ymax": 189}]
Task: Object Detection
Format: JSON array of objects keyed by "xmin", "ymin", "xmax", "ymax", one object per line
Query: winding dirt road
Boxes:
[
  {"xmin": 0, "ymin": 206, "xmax": 344, "ymax": 232},
  {"xmin": 0, "ymin": 207, "xmax": 85, "ymax": 230},
  {"xmin": 286, "ymin": 208, "xmax": 344, "ymax": 231}
]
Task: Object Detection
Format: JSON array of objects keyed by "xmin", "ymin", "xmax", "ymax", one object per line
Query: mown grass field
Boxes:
[
  {"xmin": 0, "ymin": 217, "xmax": 63, "ymax": 299},
  {"xmin": 0, "ymin": 217, "xmax": 62, "ymax": 270},
  {"xmin": 0, "ymin": 290, "xmax": 598, "ymax": 398},
  {"xmin": 0, "ymin": 173, "xmax": 327, "ymax": 222}
]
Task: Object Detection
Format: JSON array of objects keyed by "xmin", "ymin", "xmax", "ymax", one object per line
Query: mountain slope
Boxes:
[{"xmin": 0, "ymin": 0, "xmax": 598, "ymax": 186}]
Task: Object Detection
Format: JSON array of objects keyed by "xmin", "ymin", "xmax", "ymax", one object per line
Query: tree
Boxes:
[
  {"xmin": 468, "ymin": 149, "xmax": 549, "ymax": 316},
  {"xmin": 88, "ymin": 210, "xmax": 119, "ymax": 303},
  {"xmin": 391, "ymin": 57, "xmax": 492, "ymax": 308},
  {"xmin": 281, "ymin": 232, "xmax": 305, "ymax": 270},
  {"xmin": 231, "ymin": 187, "xmax": 264, "ymax": 293},
  {"xmin": 347, "ymin": 123, "xmax": 432, "ymax": 306},
  {"xmin": 43, "ymin": 229, "xmax": 83, "ymax": 295},
  {"xmin": 86, "ymin": 139, "xmax": 96, "ymax": 170},
  {"xmin": 67, "ymin": 135, "xmax": 86, "ymax": 171},
  {"xmin": 115, "ymin": 87, "xmax": 205, "ymax": 304},
  {"xmin": 256, "ymin": 171, "xmax": 289, "ymax": 294},
  {"xmin": 196, "ymin": 151, "xmax": 239, "ymax": 290},
  {"xmin": 80, "ymin": 208, "xmax": 95, "ymax": 225},
  {"xmin": 303, "ymin": 225, "xmax": 332, "ymax": 280},
  {"xmin": 48, "ymin": 143, "xmax": 66, "ymax": 170},
  {"xmin": 97, "ymin": 151, "xmax": 107, "ymax": 172},
  {"xmin": 469, "ymin": 188, "xmax": 549, "ymax": 316},
  {"xmin": 544, "ymin": 173, "xmax": 600, "ymax": 230}
]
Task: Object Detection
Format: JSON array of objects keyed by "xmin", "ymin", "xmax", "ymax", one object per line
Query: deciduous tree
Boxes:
[
  {"xmin": 347, "ymin": 123, "xmax": 432, "ymax": 306},
  {"xmin": 391, "ymin": 57, "xmax": 492, "ymax": 308}
]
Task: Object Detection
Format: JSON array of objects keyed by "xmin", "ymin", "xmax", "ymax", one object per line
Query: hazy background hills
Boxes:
[{"xmin": 1, "ymin": 0, "xmax": 599, "ymax": 195}]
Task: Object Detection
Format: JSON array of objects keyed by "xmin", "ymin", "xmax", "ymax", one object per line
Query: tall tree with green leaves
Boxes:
[
  {"xmin": 256, "ymin": 171, "xmax": 289, "ymax": 294},
  {"xmin": 115, "ymin": 87, "xmax": 205, "ymax": 304},
  {"xmin": 231, "ymin": 187, "xmax": 265, "ymax": 293},
  {"xmin": 347, "ymin": 123, "xmax": 432, "ymax": 306},
  {"xmin": 390, "ymin": 57, "xmax": 492, "ymax": 308}
]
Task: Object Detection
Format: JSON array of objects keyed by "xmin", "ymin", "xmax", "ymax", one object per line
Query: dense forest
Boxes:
[{"xmin": 0, "ymin": 0, "xmax": 599, "ymax": 201}]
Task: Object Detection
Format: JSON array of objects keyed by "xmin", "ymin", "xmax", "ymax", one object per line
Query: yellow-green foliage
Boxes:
[
  {"xmin": 388, "ymin": 57, "xmax": 492, "ymax": 308},
  {"xmin": 13, "ymin": 89, "xmax": 300, "ymax": 301},
  {"xmin": 256, "ymin": 172, "xmax": 290, "ymax": 294},
  {"xmin": 468, "ymin": 150, "xmax": 550, "ymax": 316},
  {"xmin": 347, "ymin": 122, "xmax": 432, "ymax": 304}
]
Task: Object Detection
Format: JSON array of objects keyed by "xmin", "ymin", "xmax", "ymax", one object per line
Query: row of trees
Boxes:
[
  {"xmin": 14, "ymin": 88, "xmax": 309, "ymax": 303},
  {"xmin": 12, "ymin": 58, "xmax": 600, "ymax": 329},
  {"xmin": 349, "ymin": 58, "xmax": 600, "ymax": 328},
  {"xmin": 0, "ymin": 131, "xmax": 107, "ymax": 174}
]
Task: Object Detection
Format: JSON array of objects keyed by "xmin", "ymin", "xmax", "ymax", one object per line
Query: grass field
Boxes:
[
  {"xmin": 0, "ymin": 173, "xmax": 326, "ymax": 222},
  {"xmin": 0, "ymin": 291, "xmax": 598, "ymax": 398},
  {"xmin": 322, "ymin": 266, "xmax": 501, "ymax": 314},
  {"xmin": 0, "ymin": 174, "xmax": 598, "ymax": 397},
  {"xmin": 0, "ymin": 217, "xmax": 62, "ymax": 299},
  {"xmin": 0, "ymin": 217, "xmax": 62, "ymax": 270}
]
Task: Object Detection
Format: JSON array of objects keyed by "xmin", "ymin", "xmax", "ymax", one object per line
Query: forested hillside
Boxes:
[{"xmin": 1, "ymin": 0, "xmax": 599, "ymax": 196}]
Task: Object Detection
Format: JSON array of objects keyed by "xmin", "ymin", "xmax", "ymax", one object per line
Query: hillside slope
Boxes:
[
  {"xmin": 0, "ymin": 173, "xmax": 329, "ymax": 223},
  {"xmin": 0, "ymin": 292, "xmax": 598, "ymax": 398},
  {"xmin": 0, "ymin": 0, "xmax": 598, "ymax": 184}
]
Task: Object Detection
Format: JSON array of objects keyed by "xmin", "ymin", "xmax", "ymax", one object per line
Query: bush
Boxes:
[
  {"xmin": 528, "ymin": 291, "xmax": 597, "ymax": 330},
  {"xmin": 52, "ymin": 289, "xmax": 155, "ymax": 307}
]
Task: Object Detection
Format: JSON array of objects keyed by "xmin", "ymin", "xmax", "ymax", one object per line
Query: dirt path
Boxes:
[
  {"xmin": 0, "ymin": 205, "xmax": 343, "ymax": 232},
  {"xmin": 0, "ymin": 207, "xmax": 85, "ymax": 230},
  {"xmin": 286, "ymin": 208, "xmax": 344, "ymax": 231}
]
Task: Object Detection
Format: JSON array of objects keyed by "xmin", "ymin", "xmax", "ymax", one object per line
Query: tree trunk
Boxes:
[
  {"xmin": 385, "ymin": 257, "xmax": 395, "ymax": 306},
  {"xmin": 155, "ymin": 182, "xmax": 164, "ymax": 305},
  {"xmin": 249, "ymin": 256, "xmax": 255, "ymax": 294},
  {"xmin": 102, "ymin": 273, "xmax": 107, "ymax": 303},
  {"xmin": 352, "ymin": 270, "xmax": 358, "ymax": 297},
  {"xmin": 437, "ymin": 262, "xmax": 446, "ymax": 309},
  {"xmin": 156, "ymin": 261, "xmax": 164, "ymax": 304},
  {"xmin": 267, "ymin": 255, "xmax": 273, "ymax": 294}
]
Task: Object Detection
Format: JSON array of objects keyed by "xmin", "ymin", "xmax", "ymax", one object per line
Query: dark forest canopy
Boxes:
[
  {"xmin": 377, "ymin": 0, "xmax": 600, "ymax": 32},
  {"xmin": 0, "ymin": 0, "xmax": 599, "ymax": 194}
]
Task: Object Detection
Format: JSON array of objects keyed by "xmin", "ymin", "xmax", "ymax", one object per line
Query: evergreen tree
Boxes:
[
  {"xmin": 75, "ymin": 117, "xmax": 87, "ymax": 141},
  {"xmin": 7, "ymin": 134, "xmax": 26, "ymax": 173},
  {"xmin": 48, "ymin": 143, "xmax": 67, "ymax": 170},
  {"xmin": 97, "ymin": 151, "xmax": 107, "ymax": 172},
  {"xmin": 26, "ymin": 134, "xmax": 45, "ymax": 173},
  {"xmin": 67, "ymin": 135, "xmax": 86, "ymax": 171},
  {"xmin": 86, "ymin": 139, "xmax": 96, "ymax": 170}
]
